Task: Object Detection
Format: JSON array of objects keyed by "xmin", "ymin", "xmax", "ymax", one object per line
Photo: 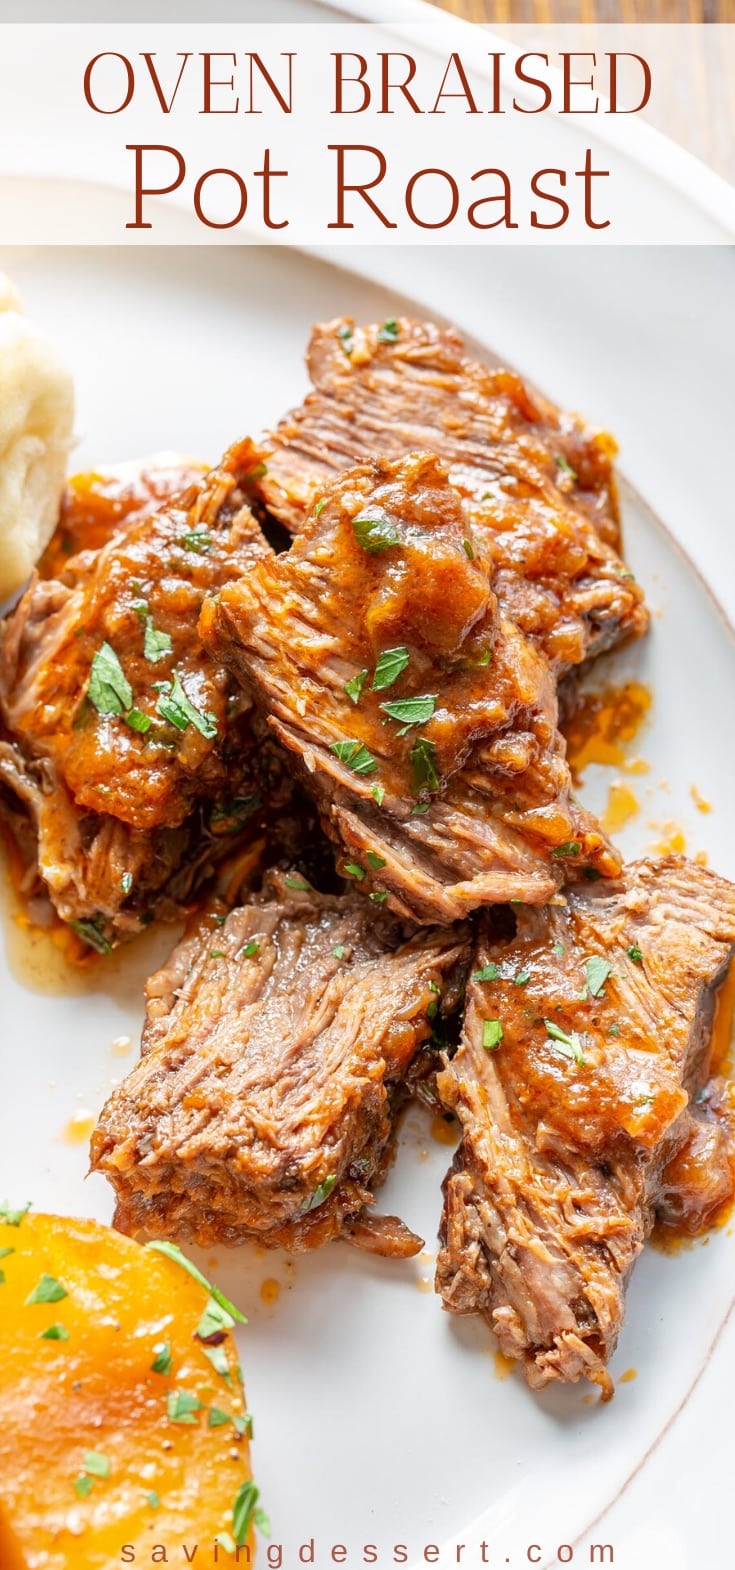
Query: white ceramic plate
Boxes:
[{"xmin": 1, "ymin": 237, "xmax": 733, "ymax": 1570}]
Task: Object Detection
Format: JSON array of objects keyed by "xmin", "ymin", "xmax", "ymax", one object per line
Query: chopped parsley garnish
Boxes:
[
  {"xmin": 371, "ymin": 784, "xmax": 385, "ymax": 807},
  {"xmin": 151, "ymin": 1341, "xmax": 173, "ymax": 1376},
  {"xmin": 74, "ymin": 1475, "xmax": 93, "ymax": 1499},
  {"xmin": 40, "ymin": 1323, "xmax": 69, "ymax": 1341},
  {"xmin": 147, "ymin": 1492, "xmax": 160, "ymax": 1510},
  {"xmin": 196, "ymin": 1296, "xmax": 235, "ymax": 1342},
  {"xmin": 351, "ymin": 510, "xmax": 401, "ymax": 554},
  {"xmin": 345, "ymin": 669, "xmax": 368, "ymax": 705},
  {"xmin": 0, "ymin": 1202, "xmax": 30, "ymax": 1227},
  {"xmin": 343, "ymin": 861, "xmax": 365, "ymax": 881},
  {"xmin": 0, "ymin": 1247, "xmax": 13, "ymax": 1262},
  {"xmin": 556, "ymin": 454, "xmax": 578, "ymax": 481},
  {"xmin": 283, "ymin": 873, "xmax": 311, "ymax": 892},
  {"xmin": 70, "ymin": 917, "xmax": 112, "ymax": 956},
  {"xmin": 208, "ymin": 1406, "xmax": 232, "ymax": 1428},
  {"xmin": 203, "ymin": 1345, "xmax": 231, "ymax": 1381},
  {"xmin": 337, "ymin": 323, "xmax": 354, "ymax": 356},
  {"xmin": 300, "ymin": 1174, "xmax": 337, "ymax": 1213},
  {"xmin": 210, "ymin": 950, "xmax": 226, "ymax": 960},
  {"xmin": 553, "ymin": 940, "xmax": 565, "ymax": 957},
  {"xmin": 125, "ymin": 707, "xmax": 152, "ymax": 734},
  {"xmin": 330, "ymin": 739, "xmax": 378, "ymax": 775},
  {"xmin": 513, "ymin": 968, "xmax": 531, "ymax": 988},
  {"xmin": 332, "ymin": 944, "xmax": 346, "ymax": 960},
  {"xmin": 471, "ymin": 648, "xmax": 492, "ymax": 668},
  {"xmin": 544, "ymin": 1019, "xmax": 586, "ymax": 1066},
  {"xmin": 155, "ymin": 671, "xmax": 217, "ymax": 739},
  {"xmin": 366, "ymin": 851, "xmax": 387, "ymax": 870},
  {"xmin": 143, "ymin": 615, "xmax": 173, "ymax": 663},
  {"xmin": 84, "ymin": 1452, "xmax": 110, "ymax": 1479},
  {"xmin": 144, "ymin": 1240, "xmax": 246, "ymax": 1324},
  {"xmin": 411, "ymin": 802, "xmax": 430, "ymax": 815},
  {"xmin": 233, "ymin": 1479, "xmax": 270, "ymax": 1546},
  {"xmin": 482, "ymin": 1019, "xmax": 503, "ymax": 1051},
  {"xmin": 234, "ymin": 1412, "xmax": 253, "ymax": 1438},
  {"xmin": 370, "ymin": 891, "xmax": 389, "ymax": 903},
  {"xmin": 462, "ymin": 539, "xmax": 475, "ymax": 560},
  {"xmin": 473, "ymin": 963, "xmax": 499, "ymax": 983},
  {"xmin": 608, "ymin": 1022, "xmax": 621, "ymax": 1037},
  {"xmin": 88, "ymin": 642, "xmax": 133, "ymax": 716},
  {"xmin": 377, "ymin": 318, "xmax": 399, "ymax": 343},
  {"xmin": 380, "ymin": 694, "xmax": 436, "ymax": 731},
  {"xmin": 552, "ymin": 841, "xmax": 581, "ymax": 858},
  {"xmin": 243, "ymin": 462, "xmax": 267, "ymax": 483},
  {"xmin": 26, "ymin": 1274, "xmax": 67, "ymax": 1305},
  {"xmin": 241, "ymin": 939, "xmax": 260, "ymax": 959},
  {"xmin": 181, "ymin": 529, "xmax": 212, "ymax": 554},
  {"xmin": 119, "ymin": 872, "xmax": 133, "ymax": 895},
  {"xmin": 410, "ymin": 737, "xmax": 440, "ymax": 794},
  {"xmin": 584, "ymin": 956, "xmax": 612, "ymax": 998},
  {"xmin": 627, "ymin": 944, "xmax": 643, "ymax": 964},
  {"xmin": 314, "ymin": 499, "xmax": 326, "ymax": 517},
  {"xmin": 167, "ymin": 1389, "xmax": 202, "ymax": 1425},
  {"xmin": 372, "ymin": 645, "xmax": 410, "ymax": 692}
]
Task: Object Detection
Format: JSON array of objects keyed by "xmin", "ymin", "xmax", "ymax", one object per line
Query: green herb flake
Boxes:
[
  {"xmin": 0, "ymin": 1204, "xmax": 29, "ymax": 1227},
  {"xmin": 210, "ymin": 950, "xmax": 226, "ymax": 960},
  {"xmin": 337, "ymin": 324, "xmax": 354, "ymax": 357},
  {"xmin": 556, "ymin": 454, "xmax": 578, "ymax": 481},
  {"xmin": 233, "ymin": 1479, "xmax": 263, "ymax": 1547},
  {"xmin": 551, "ymin": 841, "xmax": 582, "ymax": 859},
  {"xmin": 151, "ymin": 1341, "xmax": 173, "ymax": 1376},
  {"xmin": 332, "ymin": 944, "xmax": 346, "ymax": 960},
  {"xmin": 202, "ymin": 1345, "xmax": 231, "ymax": 1382},
  {"xmin": 144, "ymin": 1241, "xmax": 246, "ymax": 1324},
  {"xmin": 166, "ymin": 1389, "xmax": 202, "ymax": 1425},
  {"xmin": 377, "ymin": 318, "xmax": 399, "ymax": 343},
  {"xmin": 40, "ymin": 1323, "xmax": 69, "ymax": 1341},
  {"xmin": 208, "ymin": 1406, "xmax": 232, "ymax": 1429},
  {"xmin": 371, "ymin": 646, "xmax": 409, "ymax": 692},
  {"xmin": 472, "ymin": 963, "xmax": 499, "ymax": 983},
  {"xmin": 88, "ymin": 641, "xmax": 133, "ymax": 717},
  {"xmin": 147, "ymin": 1492, "xmax": 160, "ymax": 1510},
  {"xmin": 0, "ymin": 1247, "xmax": 13, "ymax": 1261},
  {"xmin": 410, "ymin": 737, "xmax": 440, "ymax": 794},
  {"xmin": 26, "ymin": 1274, "xmax": 67, "ymax": 1306},
  {"xmin": 119, "ymin": 872, "xmax": 133, "ymax": 895},
  {"xmin": 74, "ymin": 1475, "xmax": 93, "ymax": 1499},
  {"xmin": 351, "ymin": 511, "xmax": 401, "ymax": 554},
  {"xmin": 482, "ymin": 1019, "xmax": 504, "ymax": 1052},
  {"xmin": 608, "ymin": 1022, "xmax": 621, "ymax": 1038},
  {"xmin": 584, "ymin": 956, "xmax": 613, "ymax": 998},
  {"xmin": 344, "ymin": 670, "xmax": 368, "ymax": 705},
  {"xmin": 283, "ymin": 873, "xmax": 311, "ymax": 892},
  {"xmin": 343, "ymin": 862, "xmax": 365, "ymax": 881},
  {"xmin": 241, "ymin": 939, "xmax": 260, "ymax": 959},
  {"xmin": 544, "ymin": 1019, "xmax": 586, "ymax": 1066},
  {"xmin": 366, "ymin": 851, "xmax": 387, "ymax": 870},
  {"xmin": 84, "ymin": 1452, "xmax": 110, "ymax": 1479},
  {"xmin": 181, "ymin": 529, "xmax": 212, "ymax": 554},
  {"xmin": 627, "ymin": 944, "xmax": 644, "ymax": 964},
  {"xmin": 371, "ymin": 784, "xmax": 385, "ymax": 807},
  {"xmin": 380, "ymin": 694, "xmax": 436, "ymax": 731},
  {"xmin": 513, "ymin": 968, "xmax": 531, "ymax": 988},
  {"xmin": 330, "ymin": 739, "xmax": 378, "ymax": 775},
  {"xmin": 462, "ymin": 539, "xmax": 475, "ymax": 560},
  {"xmin": 234, "ymin": 1412, "xmax": 253, "ymax": 1439},
  {"xmin": 300, "ymin": 1174, "xmax": 337, "ymax": 1214},
  {"xmin": 196, "ymin": 1296, "xmax": 235, "ymax": 1342},
  {"xmin": 156, "ymin": 671, "xmax": 218, "ymax": 740},
  {"xmin": 411, "ymin": 802, "xmax": 430, "ymax": 815},
  {"xmin": 70, "ymin": 917, "xmax": 112, "ymax": 956},
  {"xmin": 370, "ymin": 891, "xmax": 389, "ymax": 903},
  {"xmin": 314, "ymin": 499, "xmax": 326, "ymax": 517},
  {"xmin": 553, "ymin": 941, "xmax": 565, "ymax": 958},
  {"xmin": 125, "ymin": 707, "xmax": 152, "ymax": 735},
  {"xmin": 143, "ymin": 615, "xmax": 173, "ymax": 664}
]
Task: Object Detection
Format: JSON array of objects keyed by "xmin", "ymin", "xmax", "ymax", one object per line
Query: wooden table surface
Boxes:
[{"xmin": 427, "ymin": 0, "xmax": 735, "ymax": 180}]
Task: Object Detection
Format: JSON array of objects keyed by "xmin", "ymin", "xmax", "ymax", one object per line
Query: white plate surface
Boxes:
[{"xmin": 0, "ymin": 240, "xmax": 733, "ymax": 1570}]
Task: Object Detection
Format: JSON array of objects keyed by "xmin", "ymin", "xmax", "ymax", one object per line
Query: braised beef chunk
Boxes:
[
  {"xmin": 0, "ymin": 445, "xmax": 274, "ymax": 943},
  {"xmin": 91, "ymin": 873, "xmax": 470, "ymax": 1253},
  {"xmin": 656, "ymin": 1083, "xmax": 735, "ymax": 1235},
  {"xmin": 204, "ymin": 453, "xmax": 620, "ymax": 924},
  {"xmin": 255, "ymin": 318, "xmax": 647, "ymax": 674},
  {"xmin": 436, "ymin": 857, "xmax": 735, "ymax": 1397},
  {"xmin": 38, "ymin": 457, "xmax": 208, "ymax": 579}
]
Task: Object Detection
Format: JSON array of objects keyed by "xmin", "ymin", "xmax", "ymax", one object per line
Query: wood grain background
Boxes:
[{"xmin": 427, "ymin": 0, "xmax": 735, "ymax": 180}]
